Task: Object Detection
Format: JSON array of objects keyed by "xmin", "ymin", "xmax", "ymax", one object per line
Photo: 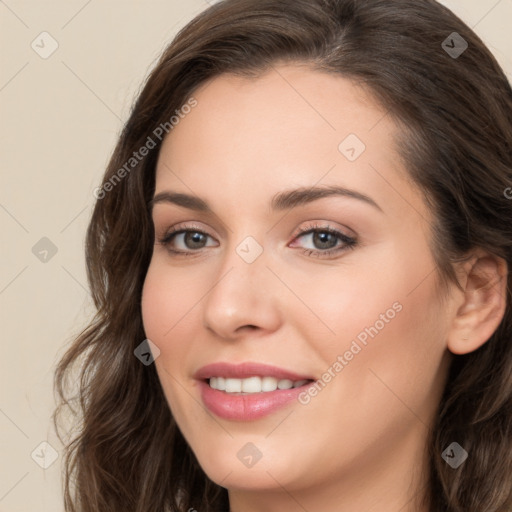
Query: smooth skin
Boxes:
[{"xmin": 141, "ymin": 64, "xmax": 507, "ymax": 511}]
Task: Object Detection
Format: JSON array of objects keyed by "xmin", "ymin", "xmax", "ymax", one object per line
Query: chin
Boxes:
[{"xmin": 189, "ymin": 436, "xmax": 306, "ymax": 491}]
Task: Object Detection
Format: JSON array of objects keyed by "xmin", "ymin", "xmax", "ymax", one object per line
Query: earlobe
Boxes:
[{"xmin": 447, "ymin": 251, "xmax": 508, "ymax": 355}]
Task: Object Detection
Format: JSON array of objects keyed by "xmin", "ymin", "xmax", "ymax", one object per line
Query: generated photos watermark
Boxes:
[{"xmin": 93, "ymin": 97, "xmax": 198, "ymax": 200}]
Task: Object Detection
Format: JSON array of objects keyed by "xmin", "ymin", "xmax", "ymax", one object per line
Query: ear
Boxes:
[{"xmin": 447, "ymin": 250, "xmax": 508, "ymax": 355}]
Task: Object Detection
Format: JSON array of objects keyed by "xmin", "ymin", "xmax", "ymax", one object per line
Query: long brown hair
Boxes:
[{"xmin": 53, "ymin": 0, "xmax": 512, "ymax": 510}]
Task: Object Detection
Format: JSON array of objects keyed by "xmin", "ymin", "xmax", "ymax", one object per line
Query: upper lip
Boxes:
[{"xmin": 194, "ymin": 362, "xmax": 314, "ymax": 381}]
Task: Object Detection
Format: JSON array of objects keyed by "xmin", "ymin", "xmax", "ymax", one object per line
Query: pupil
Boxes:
[
  {"xmin": 314, "ymin": 231, "xmax": 336, "ymax": 249},
  {"xmin": 186, "ymin": 232, "xmax": 206, "ymax": 249}
]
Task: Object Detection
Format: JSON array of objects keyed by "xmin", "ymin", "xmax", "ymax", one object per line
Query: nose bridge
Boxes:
[{"xmin": 202, "ymin": 232, "xmax": 281, "ymax": 337}]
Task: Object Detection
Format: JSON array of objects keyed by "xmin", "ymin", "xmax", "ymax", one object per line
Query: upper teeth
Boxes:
[{"xmin": 209, "ymin": 376, "xmax": 309, "ymax": 393}]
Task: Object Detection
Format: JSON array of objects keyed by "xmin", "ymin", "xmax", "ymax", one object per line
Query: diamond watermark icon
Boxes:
[
  {"xmin": 32, "ymin": 237, "xmax": 58, "ymax": 263},
  {"xmin": 31, "ymin": 31, "xmax": 59, "ymax": 59},
  {"xmin": 31, "ymin": 441, "xmax": 59, "ymax": 469},
  {"xmin": 441, "ymin": 441, "xmax": 468, "ymax": 469},
  {"xmin": 338, "ymin": 133, "xmax": 366, "ymax": 162},
  {"xmin": 236, "ymin": 236, "xmax": 263, "ymax": 264},
  {"xmin": 134, "ymin": 339, "xmax": 161, "ymax": 365},
  {"xmin": 442, "ymin": 32, "xmax": 468, "ymax": 59},
  {"xmin": 237, "ymin": 442, "xmax": 263, "ymax": 468}
]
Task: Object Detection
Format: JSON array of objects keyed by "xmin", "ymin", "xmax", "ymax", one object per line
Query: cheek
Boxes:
[
  {"xmin": 140, "ymin": 261, "xmax": 204, "ymax": 423},
  {"xmin": 297, "ymin": 238, "xmax": 449, "ymax": 416},
  {"xmin": 141, "ymin": 267, "xmax": 171, "ymax": 347},
  {"xmin": 313, "ymin": 263, "xmax": 450, "ymax": 437},
  {"xmin": 277, "ymin": 243, "xmax": 433, "ymax": 361},
  {"xmin": 141, "ymin": 260, "xmax": 200, "ymax": 348}
]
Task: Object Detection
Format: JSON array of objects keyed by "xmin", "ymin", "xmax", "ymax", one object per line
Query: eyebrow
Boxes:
[{"xmin": 149, "ymin": 185, "xmax": 383, "ymax": 213}]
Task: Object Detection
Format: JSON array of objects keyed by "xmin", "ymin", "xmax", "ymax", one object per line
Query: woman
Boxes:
[{"xmin": 53, "ymin": 0, "xmax": 512, "ymax": 510}]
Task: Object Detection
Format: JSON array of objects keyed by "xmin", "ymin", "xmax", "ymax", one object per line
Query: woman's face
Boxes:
[{"xmin": 141, "ymin": 65, "xmax": 456, "ymax": 504}]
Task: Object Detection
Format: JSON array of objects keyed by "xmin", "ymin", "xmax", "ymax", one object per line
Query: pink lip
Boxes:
[
  {"xmin": 194, "ymin": 362, "xmax": 313, "ymax": 381},
  {"xmin": 194, "ymin": 362, "xmax": 314, "ymax": 421}
]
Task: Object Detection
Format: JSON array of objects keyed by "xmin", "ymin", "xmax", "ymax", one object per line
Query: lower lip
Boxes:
[{"xmin": 198, "ymin": 380, "xmax": 310, "ymax": 421}]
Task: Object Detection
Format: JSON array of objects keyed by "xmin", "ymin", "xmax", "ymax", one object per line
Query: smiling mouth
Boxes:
[{"xmin": 207, "ymin": 376, "xmax": 314, "ymax": 394}]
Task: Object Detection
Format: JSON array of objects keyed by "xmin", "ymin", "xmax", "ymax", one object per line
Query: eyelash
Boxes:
[{"xmin": 157, "ymin": 222, "xmax": 357, "ymax": 259}]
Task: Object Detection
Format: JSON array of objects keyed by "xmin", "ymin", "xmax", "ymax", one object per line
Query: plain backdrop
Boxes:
[{"xmin": 1, "ymin": 0, "xmax": 511, "ymax": 510}]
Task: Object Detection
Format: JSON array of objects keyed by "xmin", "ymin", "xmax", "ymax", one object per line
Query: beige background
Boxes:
[{"xmin": 1, "ymin": 1, "xmax": 511, "ymax": 510}]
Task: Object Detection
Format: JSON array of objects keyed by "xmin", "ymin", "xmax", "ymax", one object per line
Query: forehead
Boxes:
[
  {"xmin": 154, "ymin": 64, "xmax": 428, "ymax": 222},
  {"xmin": 158, "ymin": 64, "xmax": 390, "ymax": 162}
]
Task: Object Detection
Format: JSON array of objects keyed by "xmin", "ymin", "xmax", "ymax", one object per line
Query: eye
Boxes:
[
  {"xmin": 157, "ymin": 223, "xmax": 217, "ymax": 257},
  {"xmin": 156, "ymin": 222, "xmax": 357, "ymax": 259},
  {"xmin": 290, "ymin": 222, "xmax": 357, "ymax": 258}
]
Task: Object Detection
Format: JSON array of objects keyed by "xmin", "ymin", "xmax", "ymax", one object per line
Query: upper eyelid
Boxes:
[
  {"xmin": 158, "ymin": 222, "xmax": 355, "ymax": 246},
  {"xmin": 157, "ymin": 220, "xmax": 352, "ymax": 235}
]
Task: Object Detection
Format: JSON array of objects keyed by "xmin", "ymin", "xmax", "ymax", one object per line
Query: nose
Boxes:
[{"xmin": 202, "ymin": 241, "xmax": 282, "ymax": 340}]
